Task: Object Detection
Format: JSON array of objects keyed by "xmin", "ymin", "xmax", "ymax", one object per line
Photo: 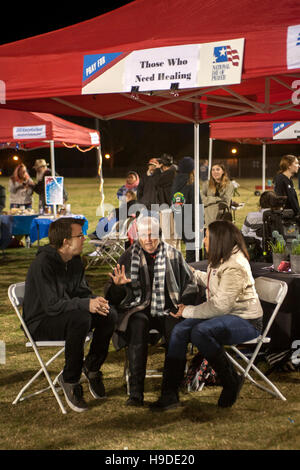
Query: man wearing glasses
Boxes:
[{"xmin": 23, "ymin": 217, "xmax": 117, "ymax": 412}]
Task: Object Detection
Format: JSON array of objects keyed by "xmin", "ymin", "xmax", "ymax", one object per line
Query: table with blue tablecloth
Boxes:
[
  {"xmin": 29, "ymin": 215, "xmax": 89, "ymax": 244},
  {"xmin": 12, "ymin": 214, "xmax": 39, "ymax": 236},
  {"xmin": 1, "ymin": 214, "xmax": 39, "ymax": 249}
]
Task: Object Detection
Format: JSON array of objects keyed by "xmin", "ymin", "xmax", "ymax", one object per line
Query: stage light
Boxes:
[
  {"xmin": 231, "ymin": 148, "xmax": 237, "ymax": 154},
  {"xmin": 12, "ymin": 155, "xmax": 19, "ymax": 161},
  {"xmin": 104, "ymin": 153, "xmax": 111, "ymax": 159}
]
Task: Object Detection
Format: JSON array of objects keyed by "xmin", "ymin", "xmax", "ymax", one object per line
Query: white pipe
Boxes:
[
  {"xmin": 208, "ymin": 137, "xmax": 213, "ymax": 175},
  {"xmin": 49, "ymin": 140, "xmax": 57, "ymax": 216},
  {"xmin": 262, "ymin": 143, "xmax": 266, "ymax": 192},
  {"xmin": 194, "ymin": 123, "xmax": 200, "ymax": 262}
]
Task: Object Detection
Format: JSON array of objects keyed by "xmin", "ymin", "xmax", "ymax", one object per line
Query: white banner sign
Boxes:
[
  {"xmin": 13, "ymin": 125, "xmax": 46, "ymax": 140},
  {"xmin": 273, "ymin": 121, "xmax": 300, "ymax": 139},
  {"xmin": 82, "ymin": 39, "xmax": 244, "ymax": 95}
]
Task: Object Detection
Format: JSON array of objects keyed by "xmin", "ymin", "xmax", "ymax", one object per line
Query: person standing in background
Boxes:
[
  {"xmin": 201, "ymin": 163, "xmax": 234, "ymax": 226},
  {"xmin": 9, "ymin": 163, "xmax": 34, "ymax": 209},
  {"xmin": 274, "ymin": 154, "xmax": 300, "ymax": 216}
]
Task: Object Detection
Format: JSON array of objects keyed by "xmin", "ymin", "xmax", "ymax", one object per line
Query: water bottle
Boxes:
[{"xmin": 25, "ymin": 236, "xmax": 31, "ymax": 248}]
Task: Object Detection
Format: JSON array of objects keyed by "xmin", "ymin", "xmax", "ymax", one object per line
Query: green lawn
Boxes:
[{"xmin": 0, "ymin": 177, "xmax": 300, "ymax": 451}]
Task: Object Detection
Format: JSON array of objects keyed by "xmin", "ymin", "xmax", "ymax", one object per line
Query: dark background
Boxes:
[{"xmin": 0, "ymin": 1, "xmax": 298, "ymax": 180}]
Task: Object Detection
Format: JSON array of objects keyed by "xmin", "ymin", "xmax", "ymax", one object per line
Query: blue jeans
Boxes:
[{"xmin": 168, "ymin": 315, "xmax": 260, "ymax": 361}]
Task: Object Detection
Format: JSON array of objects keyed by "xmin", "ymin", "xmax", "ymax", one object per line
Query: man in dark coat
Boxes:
[{"xmin": 23, "ymin": 217, "xmax": 117, "ymax": 412}]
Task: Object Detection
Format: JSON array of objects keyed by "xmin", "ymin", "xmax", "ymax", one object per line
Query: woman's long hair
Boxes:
[
  {"xmin": 10, "ymin": 164, "xmax": 29, "ymax": 184},
  {"xmin": 207, "ymin": 220, "xmax": 249, "ymax": 268},
  {"xmin": 208, "ymin": 163, "xmax": 230, "ymax": 191}
]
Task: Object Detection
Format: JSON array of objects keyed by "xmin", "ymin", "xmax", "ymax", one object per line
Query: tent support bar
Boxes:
[
  {"xmin": 194, "ymin": 123, "xmax": 200, "ymax": 262},
  {"xmin": 208, "ymin": 137, "xmax": 213, "ymax": 175},
  {"xmin": 49, "ymin": 140, "xmax": 57, "ymax": 217},
  {"xmin": 51, "ymin": 98, "xmax": 106, "ymax": 120},
  {"xmin": 262, "ymin": 143, "xmax": 266, "ymax": 192}
]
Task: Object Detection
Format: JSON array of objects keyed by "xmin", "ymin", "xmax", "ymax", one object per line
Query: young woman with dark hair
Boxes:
[
  {"xmin": 274, "ymin": 154, "xmax": 300, "ymax": 215},
  {"xmin": 150, "ymin": 220, "xmax": 263, "ymax": 411}
]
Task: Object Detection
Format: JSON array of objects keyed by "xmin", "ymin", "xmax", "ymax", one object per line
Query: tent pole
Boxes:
[
  {"xmin": 208, "ymin": 137, "xmax": 213, "ymax": 174},
  {"xmin": 49, "ymin": 140, "xmax": 57, "ymax": 217},
  {"xmin": 194, "ymin": 122, "xmax": 200, "ymax": 262},
  {"xmin": 262, "ymin": 143, "xmax": 266, "ymax": 192},
  {"xmin": 95, "ymin": 119, "xmax": 105, "ymax": 217}
]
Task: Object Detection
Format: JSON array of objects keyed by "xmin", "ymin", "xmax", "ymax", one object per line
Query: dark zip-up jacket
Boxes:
[{"xmin": 23, "ymin": 245, "xmax": 93, "ymax": 335}]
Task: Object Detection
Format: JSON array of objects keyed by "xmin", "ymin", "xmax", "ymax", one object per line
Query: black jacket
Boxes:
[
  {"xmin": 23, "ymin": 245, "xmax": 93, "ymax": 335},
  {"xmin": 156, "ymin": 165, "xmax": 177, "ymax": 206},
  {"xmin": 137, "ymin": 169, "xmax": 161, "ymax": 209},
  {"xmin": 274, "ymin": 173, "xmax": 300, "ymax": 215}
]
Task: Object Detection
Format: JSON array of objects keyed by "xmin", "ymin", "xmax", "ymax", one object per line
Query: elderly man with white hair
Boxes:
[{"xmin": 105, "ymin": 214, "xmax": 198, "ymax": 407}]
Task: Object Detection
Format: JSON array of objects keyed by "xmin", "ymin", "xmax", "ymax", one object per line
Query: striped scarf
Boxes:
[{"xmin": 129, "ymin": 241, "xmax": 166, "ymax": 317}]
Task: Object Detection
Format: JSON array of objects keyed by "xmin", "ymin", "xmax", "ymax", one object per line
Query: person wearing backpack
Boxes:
[{"xmin": 150, "ymin": 220, "xmax": 263, "ymax": 411}]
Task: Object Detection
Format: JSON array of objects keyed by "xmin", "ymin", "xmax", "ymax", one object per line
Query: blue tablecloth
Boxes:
[
  {"xmin": 12, "ymin": 214, "xmax": 39, "ymax": 236},
  {"xmin": 30, "ymin": 215, "xmax": 88, "ymax": 244},
  {"xmin": 0, "ymin": 215, "xmax": 13, "ymax": 249}
]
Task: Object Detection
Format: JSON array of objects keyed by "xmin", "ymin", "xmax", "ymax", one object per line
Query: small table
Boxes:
[{"xmin": 30, "ymin": 215, "xmax": 89, "ymax": 244}]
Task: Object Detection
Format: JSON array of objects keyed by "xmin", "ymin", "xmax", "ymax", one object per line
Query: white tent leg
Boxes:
[
  {"xmin": 208, "ymin": 137, "xmax": 213, "ymax": 175},
  {"xmin": 49, "ymin": 140, "xmax": 57, "ymax": 217},
  {"xmin": 194, "ymin": 123, "xmax": 200, "ymax": 262},
  {"xmin": 262, "ymin": 143, "xmax": 266, "ymax": 192}
]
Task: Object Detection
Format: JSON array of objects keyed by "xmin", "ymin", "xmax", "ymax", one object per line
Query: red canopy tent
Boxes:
[
  {"xmin": 0, "ymin": 108, "xmax": 100, "ymax": 151},
  {"xmin": 209, "ymin": 120, "xmax": 300, "ymax": 190},
  {"xmin": 0, "ymin": 109, "xmax": 102, "ymax": 215},
  {"xmin": 1, "ymin": 0, "xmax": 300, "ymax": 257}
]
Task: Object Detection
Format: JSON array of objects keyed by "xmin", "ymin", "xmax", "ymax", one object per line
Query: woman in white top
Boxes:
[
  {"xmin": 201, "ymin": 163, "xmax": 234, "ymax": 226},
  {"xmin": 150, "ymin": 220, "xmax": 263, "ymax": 411},
  {"xmin": 9, "ymin": 163, "xmax": 34, "ymax": 209}
]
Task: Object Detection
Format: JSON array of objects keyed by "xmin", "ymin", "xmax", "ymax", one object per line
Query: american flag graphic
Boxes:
[
  {"xmin": 213, "ymin": 46, "xmax": 240, "ymax": 67},
  {"xmin": 297, "ymin": 33, "xmax": 300, "ymax": 46}
]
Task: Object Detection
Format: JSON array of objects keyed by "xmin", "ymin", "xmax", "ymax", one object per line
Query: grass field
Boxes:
[{"xmin": 0, "ymin": 177, "xmax": 300, "ymax": 451}]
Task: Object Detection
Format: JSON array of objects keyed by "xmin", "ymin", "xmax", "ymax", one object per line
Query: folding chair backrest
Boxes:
[
  {"xmin": 8, "ymin": 282, "xmax": 34, "ymax": 341},
  {"xmin": 254, "ymin": 276, "xmax": 288, "ymax": 339},
  {"xmin": 254, "ymin": 276, "xmax": 288, "ymax": 305}
]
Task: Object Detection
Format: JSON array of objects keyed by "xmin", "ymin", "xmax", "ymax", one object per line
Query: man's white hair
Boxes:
[{"xmin": 136, "ymin": 215, "xmax": 160, "ymax": 238}]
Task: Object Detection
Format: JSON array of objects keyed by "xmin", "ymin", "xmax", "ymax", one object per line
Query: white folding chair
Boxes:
[
  {"xmin": 225, "ymin": 276, "xmax": 288, "ymax": 401},
  {"xmin": 8, "ymin": 282, "xmax": 91, "ymax": 414},
  {"xmin": 87, "ymin": 218, "xmax": 133, "ymax": 269}
]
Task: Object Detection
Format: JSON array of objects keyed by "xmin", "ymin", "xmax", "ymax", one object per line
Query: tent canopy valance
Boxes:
[{"xmin": 0, "ymin": 109, "xmax": 100, "ymax": 150}]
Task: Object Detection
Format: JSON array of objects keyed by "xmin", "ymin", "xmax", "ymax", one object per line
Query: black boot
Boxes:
[
  {"xmin": 149, "ymin": 357, "xmax": 186, "ymax": 411},
  {"xmin": 126, "ymin": 343, "xmax": 148, "ymax": 407},
  {"xmin": 208, "ymin": 349, "xmax": 244, "ymax": 408}
]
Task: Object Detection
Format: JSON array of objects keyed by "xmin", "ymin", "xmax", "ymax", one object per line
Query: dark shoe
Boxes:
[
  {"xmin": 218, "ymin": 374, "xmax": 244, "ymax": 408},
  {"xmin": 83, "ymin": 365, "xmax": 106, "ymax": 399},
  {"xmin": 149, "ymin": 393, "xmax": 181, "ymax": 412},
  {"xmin": 58, "ymin": 372, "xmax": 88, "ymax": 413},
  {"xmin": 126, "ymin": 396, "xmax": 144, "ymax": 407}
]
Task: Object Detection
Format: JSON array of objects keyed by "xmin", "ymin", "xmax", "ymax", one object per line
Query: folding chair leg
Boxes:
[
  {"xmin": 226, "ymin": 348, "xmax": 286, "ymax": 401},
  {"xmin": 13, "ymin": 345, "xmax": 67, "ymax": 414}
]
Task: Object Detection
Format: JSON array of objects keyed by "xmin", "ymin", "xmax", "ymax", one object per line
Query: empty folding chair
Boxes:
[
  {"xmin": 225, "ymin": 276, "xmax": 288, "ymax": 401},
  {"xmin": 8, "ymin": 282, "xmax": 91, "ymax": 414}
]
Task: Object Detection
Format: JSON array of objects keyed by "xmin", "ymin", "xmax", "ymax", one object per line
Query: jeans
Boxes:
[
  {"xmin": 34, "ymin": 307, "xmax": 117, "ymax": 383},
  {"xmin": 168, "ymin": 315, "xmax": 260, "ymax": 362}
]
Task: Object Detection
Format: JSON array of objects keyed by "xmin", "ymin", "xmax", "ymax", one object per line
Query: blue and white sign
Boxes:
[
  {"xmin": 273, "ymin": 121, "xmax": 300, "ymax": 140},
  {"xmin": 287, "ymin": 25, "xmax": 300, "ymax": 70},
  {"xmin": 13, "ymin": 125, "xmax": 46, "ymax": 140},
  {"xmin": 45, "ymin": 176, "xmax": 64, "ymax": 205},
  {"xmin": 82, "ymin": 52, "xmax": 124, "ymax": 83}
]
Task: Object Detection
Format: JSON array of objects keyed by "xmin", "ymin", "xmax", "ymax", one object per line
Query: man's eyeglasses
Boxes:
[{"xmin": 71, "ymin": 233, "xmax": 85, "ymax": 238}]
